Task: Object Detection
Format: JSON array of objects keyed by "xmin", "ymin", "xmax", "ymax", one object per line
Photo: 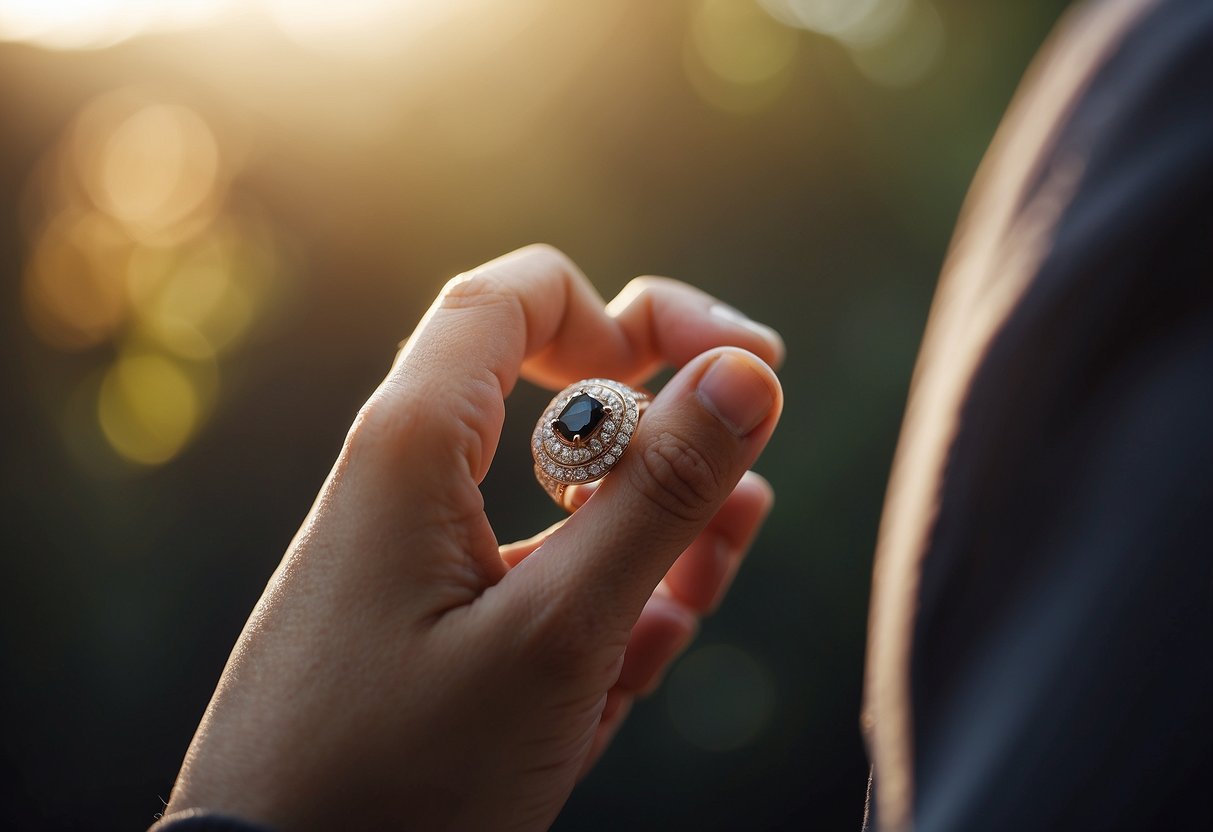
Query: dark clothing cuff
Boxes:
[{"xmin": 150, "ymin": 809, "xmax": 276, "ymax": 832}]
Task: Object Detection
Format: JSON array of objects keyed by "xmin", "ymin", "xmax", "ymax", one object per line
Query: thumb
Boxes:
[{"xmin": 503, "ymin": 346, "xmax": 782, "ymax": 636}]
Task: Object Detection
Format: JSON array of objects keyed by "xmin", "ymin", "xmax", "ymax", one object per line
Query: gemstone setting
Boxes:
[
  {"xmin": 553, "ymin": 393, "xmax": 605, "ymax": 444},
  {"xmin": 532, "ymin": 378, "xmax": 646, "ymax": 493}
]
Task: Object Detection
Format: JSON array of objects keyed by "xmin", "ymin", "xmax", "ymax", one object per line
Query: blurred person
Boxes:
[{"xmin": 153, "ymin": 0, "xmax": 1212, "ymax": 829}]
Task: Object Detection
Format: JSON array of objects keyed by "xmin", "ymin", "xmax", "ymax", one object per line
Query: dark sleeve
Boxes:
[
  {"xmin": 149, "ymin": 810, "xmax": 276, "ymax": 832},
  {"xmin": 879, "ymin": 0, "xmax": 1213, "ymax": 829}
]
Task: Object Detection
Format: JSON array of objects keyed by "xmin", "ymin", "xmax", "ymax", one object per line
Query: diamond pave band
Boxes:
[{"xmin": 531, "ymin": 378, "xmax": 650, "ymax": 512}]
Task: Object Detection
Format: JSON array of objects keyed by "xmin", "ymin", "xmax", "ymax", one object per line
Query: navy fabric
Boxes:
[
  {"xmin": 864, "ymin": 0, "xmax": 1213, "ymax": 828},
  {"xmin": 150, "ymin": 810, "xmax": 276, "ymax": 832}
]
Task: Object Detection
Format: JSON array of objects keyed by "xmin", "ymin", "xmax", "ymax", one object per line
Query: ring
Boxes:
[{"xmin": 532, "ymin": 378, "xmax": 651, "ymax": 512}]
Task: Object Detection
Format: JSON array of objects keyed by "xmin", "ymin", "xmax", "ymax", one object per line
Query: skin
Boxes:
[{"xmin": 162, "ymin": 245, "xmax": 785, "ymax": 830}]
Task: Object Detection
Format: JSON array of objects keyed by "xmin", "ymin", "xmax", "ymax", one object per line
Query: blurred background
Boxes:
[{"xmin": 0, "ymin": 1, "xmax": 1069, "ymax": 829}]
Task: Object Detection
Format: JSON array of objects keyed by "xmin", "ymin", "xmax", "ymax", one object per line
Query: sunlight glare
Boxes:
[
  {"xmin": 0, "ymin": 0, "xmax": 459, "ymax": 51},
  {"xmin": 263, "ymin": 0, "xmax": 415, "ymax": 54},
  {"xmin": 0, "ymin": 0, "xmax": 233, "ymax": 50}
]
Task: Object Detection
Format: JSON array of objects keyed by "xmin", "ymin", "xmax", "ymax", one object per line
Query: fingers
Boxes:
[
  {"xmin": 614, "ymin": 593, "xmax": 698, "ymax": 694},
  {"xmin": 497, "ymin": 452, "xmax": 774, "ymax": 783},
  {"xmin": 357, "ymin": 245, "xmax": 783, "ymax": 485},
  {"xmin": 528, "ymin": 275, "xmax": 784, "ymax": 389},
  {"xmin": 574, "ymin": 595, "xmax": 695, "ymax": 781},
  {"xmin": 662, "ymin": 471, "xmax": 773, "ymax": 613},
  {"xmin": 503, "ymin": 346, "xmax": 782, "ymax": 635},
  {"xmin": 576, "ymin": 593, "xmax": 698, "ymax": 780},
  {"xmin": 500, "ymin": 472, "xmax": 770, "ymax": 610}
]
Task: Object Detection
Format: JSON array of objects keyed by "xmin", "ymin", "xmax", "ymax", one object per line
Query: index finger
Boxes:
[{"xmin": 374, "ymin": 245, "xmax": 783, "ymax": 483}]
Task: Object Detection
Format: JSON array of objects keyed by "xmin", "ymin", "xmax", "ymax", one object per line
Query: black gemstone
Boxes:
[{"xmin": 554, "ymin": 393, "xmax": 605, "ymax": 443}]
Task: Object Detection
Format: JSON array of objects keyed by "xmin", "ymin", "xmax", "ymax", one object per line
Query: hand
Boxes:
[{"xmin": 163, "ymin": 245, "xmax": 784, "ymax": 830}]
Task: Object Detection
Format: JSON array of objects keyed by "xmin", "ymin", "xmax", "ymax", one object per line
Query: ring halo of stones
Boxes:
[{"xmin": 532, "ymin": 378, "xmax": 641, "ymax": 486}]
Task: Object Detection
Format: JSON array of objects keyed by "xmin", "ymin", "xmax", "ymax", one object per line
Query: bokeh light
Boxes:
[
  {"xmin": 666, "ymin": 644, "xmax": 777, "ymax": 751},
  {"xmin": 683, "ymin": 0, "xmax": 945, "ymax": 114},
  {"xmin": 83, "ymin": 102, "xmax": 222, "ymax": 242},
  {"xmin": 685, "ymin": 0, "xmax": 800, "ymax": 114},
  {"xmin": 757, "ymin": 0, "xmax": 944, "ymax": 88},
  {"xmin": 22, "ymin": 210, "xmax": 132, "ymax": 350},
  {"xmin": 21, "ymin": 87, "xmax": 281, "ymax": 468},
  {"xmin": 97, "ymin": 350, "xmax": 200, "ymax": 465},
  {"xmin": 759, "ymin": 0, "xmax": 910, "ymax": 45},
  {"xmin": 847, "ymin": 1, "xmax": 944, "ymax": 88},
  {"xmin": 126, "ymin": 220, "xmax": 277, "ymax": 360}
]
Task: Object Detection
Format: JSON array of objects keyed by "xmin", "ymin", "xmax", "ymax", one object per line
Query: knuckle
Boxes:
[
  {"xmin": 625, "ymin": 275, "xmax": 674, "ymax": 294},
  {"xmin": 621, "ymin": 274, "xmax": 656, "ymax": 294},
  {"xmin": 609, "ymin": 275, "xmax": 682, "ymax": 318},
  {"xmin": 519, "ymin": 242, "xmax": 572, "ymax": 269},
  {"xmin": 440, "ymin": 244, "xmax": 573, "ymax": 312},
  {"xmin": 630, "ymin": 430, "xmax": 724, "ymax": 523},
  {"xmin": 441, "ymin": 370, "xmax": 503, "ymax": 477},
  {"xmin": 621, "ymin": 274, "xmax": 685, "ymax": 300},
  {"xmin": 344, "ymin": 389, "xmax": 405, "ymax": 458},
  {"xmin": 346, "ymin": 369, "xmax": 504, "ymax": 480},
  {"xmin": 618, "ymin": 274, "xmax": 663, "ymax": 300},
  {"xmin": 439, "ymin": 269, "xmax": 515, "ymax": 312},
  {"xmin": 343, "ymin": 381, "xmax": 441, "ymax": 463}
]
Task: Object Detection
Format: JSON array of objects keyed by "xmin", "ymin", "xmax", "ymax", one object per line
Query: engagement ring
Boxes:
[{"xmin": 531, "ymin": 378, "xmax": 650, "ymax": 512}]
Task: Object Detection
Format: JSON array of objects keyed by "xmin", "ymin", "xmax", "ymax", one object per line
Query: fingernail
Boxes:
[
  {"xmin": 697, "ymin": 352, "xmax": 776, "ymax": 437},
  {"xmin": 710, "ymin": 304, "xmax": 785, "ymax": 363}
]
